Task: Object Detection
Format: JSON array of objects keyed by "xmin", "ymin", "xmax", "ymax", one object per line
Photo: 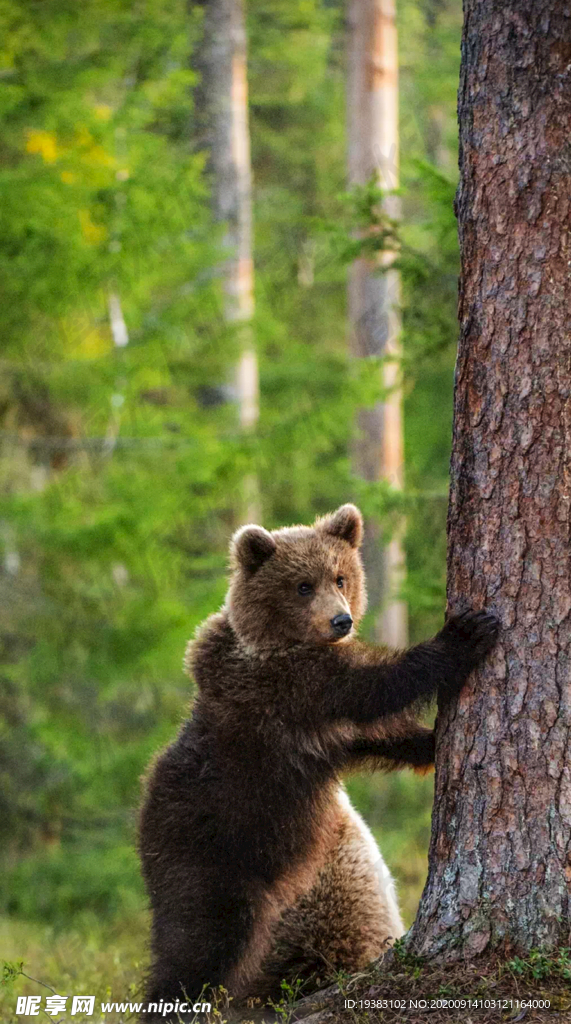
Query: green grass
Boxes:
[{"xmin": 0, "ymin": 913, "xmax": 148, "ymax": 1023}]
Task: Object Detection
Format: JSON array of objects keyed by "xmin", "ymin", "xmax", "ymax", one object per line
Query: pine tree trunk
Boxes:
[
  {"xmin": 195, "ymin": 0, "xmax": 259, "ymax": 518},
  {"xmin": 347, "ymin": 0, "xmax": 407, "ymax": 647},
  {"xmin": 409, "ymin": 1, "xmax": 571, "ymax": 959}
]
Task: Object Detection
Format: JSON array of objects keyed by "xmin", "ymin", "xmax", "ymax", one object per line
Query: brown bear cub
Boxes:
[{"xmin": 139, "ymin": 505, "xmax": 498, "ymax": 1018}]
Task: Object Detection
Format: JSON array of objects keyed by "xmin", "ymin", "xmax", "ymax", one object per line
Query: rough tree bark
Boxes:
[
  {"xmin": 409, "ymin": 1, "xmax": 571, "ymax": 958},
  {"xmin": 195, "ymin": 0, "xmax": 259, "ymax": 518},
  {"xmin": 347, "ymin": 0, "xmax": 408, "ymax": 647}
]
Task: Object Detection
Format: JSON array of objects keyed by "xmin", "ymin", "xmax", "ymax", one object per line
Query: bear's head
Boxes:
[{"xmin": 226, "ymin": 504, "xmax": 367, "ymax": 651}]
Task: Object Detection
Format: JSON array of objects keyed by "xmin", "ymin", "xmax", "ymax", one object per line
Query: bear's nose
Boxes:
[{"xmin": 330, "ymin": 613, "xmax": 353, "ymax": 637}]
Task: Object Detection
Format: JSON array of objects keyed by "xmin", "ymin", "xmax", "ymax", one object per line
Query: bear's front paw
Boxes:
[{"xmin": 440, "ymin": 608, "xmax": 500, "ymax": 662}]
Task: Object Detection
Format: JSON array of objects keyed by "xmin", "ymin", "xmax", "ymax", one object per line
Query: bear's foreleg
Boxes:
[
  {"xmin": 342, "ymin": 727, "xmax": 435, "ymax": 773},
  {"xmin": 304, "ymin": 609, "xmax": 499, "ymax": 728}
]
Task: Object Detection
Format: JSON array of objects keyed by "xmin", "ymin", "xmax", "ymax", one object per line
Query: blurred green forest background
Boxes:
[{"xmin": 1, "ymin": 0, "xmax": 461, "ymax": 1014}]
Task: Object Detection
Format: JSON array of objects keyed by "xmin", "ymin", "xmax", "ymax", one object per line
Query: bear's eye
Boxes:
[
  {"xmin": 336, "ymin": 575, "xmax": 345, "ymax": 589},
  {"xmin": 297, "ymin": 582, "xmax": 313, "ymax": 596}
]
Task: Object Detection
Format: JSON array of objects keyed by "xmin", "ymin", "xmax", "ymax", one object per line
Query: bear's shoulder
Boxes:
[{"xmin": 183, "ymin": 610, "xmax": 241, "ymax": 683}]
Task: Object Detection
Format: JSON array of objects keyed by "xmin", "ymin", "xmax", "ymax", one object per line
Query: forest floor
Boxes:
[
  {"xmin": 230, "ymin": 949, "xmax": 571, "ymax": 1024},
  {"xmin": 281, "ymin": 952, "xmax": 571, "ymax": 1024},
  {"xmin": 3, "ymin": 910, "xmax": 570, "ymax": 1024}
]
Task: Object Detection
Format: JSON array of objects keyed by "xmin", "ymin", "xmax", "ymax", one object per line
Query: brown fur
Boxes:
[
  {"xmin": 139, "ymin": 504, "xmax": 499, "ymax": 1021},
  {"xmin": 227, "ymin": 781, "xmax": 343, "ymax": 997},
  {"xmin": 250, "ymin": 786, "xmax": 403, "ymax": 997},
  {"xmin": 226, "ymin": 510, "xmax": 367, "ymax": 654}
]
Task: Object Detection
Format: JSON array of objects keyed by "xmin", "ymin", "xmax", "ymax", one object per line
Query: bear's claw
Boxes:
[{"xmin": 441, "ymin": 608, "xmax": 500, "ymax": 659}]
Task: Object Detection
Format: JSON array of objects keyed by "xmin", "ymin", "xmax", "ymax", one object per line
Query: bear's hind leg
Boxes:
[{"xmin": 256, "ymin": 788, "xmax": 403, "ymax": 1000}]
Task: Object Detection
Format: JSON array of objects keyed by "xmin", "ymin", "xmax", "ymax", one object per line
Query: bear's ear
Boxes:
[
  {"xmin": 319, "ymin": 504, "xmax": 364, "ymax": 548},
  {"xmin": 231, "ymin": 524, "xmax": 276, "ymax": 573}
]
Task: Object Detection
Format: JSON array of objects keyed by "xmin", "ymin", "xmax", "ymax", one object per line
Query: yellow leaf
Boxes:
[
  {"xmin": 75, "ymin": 126, "xmax": 93, "ymax": 148},
  {"xmin": 26, "ymin": 129, "xmax": 58, "ymax": 163},
  {"xmin": 78, "ymin": 209, "xmax": 107, "ymax": 245},
  {"xmin": 79, "ymin": 326, "xmax": 112, "ymax": 357},
  {"xmin": 94, "ymin": 104, "xmax": 112, "ymax": 121},
  {"xmin": 63, "ymin": 310, "xmax": 112, "ymax": 358},
  {"xmin": 87, "ymin": 143, "xmax": 115, "ymax": 168}
]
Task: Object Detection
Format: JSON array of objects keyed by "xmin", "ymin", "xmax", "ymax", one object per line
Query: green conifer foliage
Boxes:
[{"xmin": 0, "ymin": 0, "xmax": 464, "ymax": 924}]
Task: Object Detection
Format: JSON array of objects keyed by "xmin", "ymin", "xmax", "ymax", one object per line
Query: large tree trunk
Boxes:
[
  {"xmin": 409, "ymin": 1, "xmax": 571, "ymax": 959},
  {"xmin": 195, "ymin": 0, "xmax": 259, "ymax": 518},
  {"xmin": 347, "ymin": 0, "xmax": 407, "ymax": 647}
]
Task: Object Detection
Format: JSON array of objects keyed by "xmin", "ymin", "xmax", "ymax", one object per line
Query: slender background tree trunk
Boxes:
[
  {"xmin": 195, "ymin": 0, "xmax": 259, "ymax": 519},
  {"xmin": 424, "ymin": 0, "xmax": 452, "ymax": 173},
  {"xmin": 347, "ymin": 0, "xmax": 407, "ymax": 647},
  {"xmin": 410, "ymin": 1, "xmax": 571, "ymax": 959}
]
